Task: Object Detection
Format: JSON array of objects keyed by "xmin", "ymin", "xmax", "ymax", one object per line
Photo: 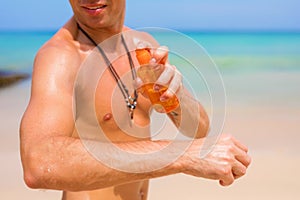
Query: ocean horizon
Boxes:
[
  {"xmin": 1, "ymin": 29, "xmax": 299, "ymax": 110},
  {"xmin": 1, "ymin": 29, "xmax": 299, "ymax": 74}
]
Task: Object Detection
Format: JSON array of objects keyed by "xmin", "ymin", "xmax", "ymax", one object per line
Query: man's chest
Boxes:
[{"xmin": 74, "ymin": 55, "xmax": 152, "ymax": 142}]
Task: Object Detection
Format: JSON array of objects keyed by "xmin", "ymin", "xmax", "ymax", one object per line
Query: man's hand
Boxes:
[
  {"xmin": 151, "ymin": 46, "xmax": 184, "ymax": 102},
  {"xmin": 179, "ymin": 134, "xmax": 251, "ymax": 186},
  {"xmin": 135, "ymin": 42, "xmax": 209, "ymax": 138},
  {"xmin": 135, "ymin": 43, "xmax": 183, "ymax": 103}
]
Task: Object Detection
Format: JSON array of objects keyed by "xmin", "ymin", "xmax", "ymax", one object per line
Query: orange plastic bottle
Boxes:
[{"xmin": 135, "ymin": 48, "xmax": 179, "ymax": 113}]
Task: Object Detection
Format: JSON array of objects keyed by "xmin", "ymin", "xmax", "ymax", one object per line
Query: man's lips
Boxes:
[
  {"xmin": 82, "ymin": 4, "xmax": 107, "ymax": 10},
  {"xmin": 81, "ymin": 4, "xmax": 107, "ymax": 15}
]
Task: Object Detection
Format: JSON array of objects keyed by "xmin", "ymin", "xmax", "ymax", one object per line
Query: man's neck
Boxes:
[
  {"xmin": 75, "ymin": 22, "xmax": 128, "ymax": 56},
  {"xmin": 75, "ymin": 19, "xmax": 124, "ymax": 45}
]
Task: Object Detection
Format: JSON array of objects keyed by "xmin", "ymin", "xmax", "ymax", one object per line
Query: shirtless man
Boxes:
[{"xmin": 20, "ymin": 1, "xmax": 251, "ymax": 199}]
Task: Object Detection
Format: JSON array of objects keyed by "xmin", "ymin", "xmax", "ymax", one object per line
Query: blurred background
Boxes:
[{"xmin": 0, "ymin": 0, "xmax": 299, "ymax": 199}]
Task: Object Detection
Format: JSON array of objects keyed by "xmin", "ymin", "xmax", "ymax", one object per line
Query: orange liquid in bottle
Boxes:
[
  {"xmin": 140, "ymin": 83, "xmax": 179, "ymax": 113},
  {"xmin": 135, "ymin": 48, "xmax": 179, "ymax": 113}
]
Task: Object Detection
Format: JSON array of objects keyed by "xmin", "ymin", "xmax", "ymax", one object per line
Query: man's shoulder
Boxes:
[
  {"xmin": 32, "ymin": 28, "xmax": 81, "ymax": 88},
  {"xmin": 34, "ymin": 27, "xmax": 82, "ymax": 75},
  {"xmin": 37, "ymin": 29, "xmax": 79, "ymax": 62}
]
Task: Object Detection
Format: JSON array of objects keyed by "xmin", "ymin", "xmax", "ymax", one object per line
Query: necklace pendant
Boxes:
[
  {"xmin": 128, "ymin": 108, "xmax": 134, "ymax": 127},
  {"xmin": 126, "ymin": 96, "xmax": 137, "ymax": 127},
  {"xmin": 127, "ymin": 105, "xmax": 135, "ymax": 127}
]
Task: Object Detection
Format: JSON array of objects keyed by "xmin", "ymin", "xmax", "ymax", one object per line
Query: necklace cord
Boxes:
[{"xmin": 76, "ymin": 23, "xmax": 138, "ymax": 105}]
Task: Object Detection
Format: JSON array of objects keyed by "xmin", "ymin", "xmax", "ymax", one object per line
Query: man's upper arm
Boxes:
[{"xmin": 20, "ymin": 44, "xmax": 80, "ymax": 141}]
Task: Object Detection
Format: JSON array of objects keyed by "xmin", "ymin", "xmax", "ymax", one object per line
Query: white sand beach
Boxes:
[{"xmin": 0, "ymin": 78, "xmax": 299, "ymax": 200}]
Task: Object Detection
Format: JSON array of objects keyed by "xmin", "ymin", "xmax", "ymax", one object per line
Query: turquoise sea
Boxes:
[
  {"xmin": 1, "ymin": 30, "xmax": 300, "ymax": 109},
  {"xmin": 1, "ymin": 31, "xmax": 300, "ymax": 73}
]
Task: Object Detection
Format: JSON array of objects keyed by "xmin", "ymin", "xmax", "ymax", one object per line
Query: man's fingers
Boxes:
[
  {"xmin": 233, "ymin": 144, "xmax": 251, "ymax": 168},
  {"xmin": 236, "ymin": 152, "xmax": 251, "ymax": 168},
  {"xmin": 163, "ymin": 70, "xmax": 182, "ymax": 100},
  {"xmin": 219, "ymin": 169, "xmax": 235, "ymax": 186},
  {"xmin": 232, "ymin": 160, "xmax": 247, "ymax": 179},
  {"xmin": 219, "ymin": 161, "xmax": 246, "ymax": 186},
  {"xmin": 232, "ymin": 136, "xmax": 249, "ymax": 153},
  {"xmin": 229, "ymin": 136, "xmax": 251, "ymax": 168},
  {"xmin": 222, "ymin": 135, "xmax": 251, "ymax": 167},
  {"xmin": 155, "ymin": 64, "xmax": 174, "ymax": 87},
  {"xmin": 135, "ymin": 40, "xmax": 153, "ymax": 50},
  {"xmin": 156, "ymin": 65, "xmax": 182, "ymax": 102},
  {"xmin": 153, "ymin": 46, "xmax": 168, "ymax": 64}
]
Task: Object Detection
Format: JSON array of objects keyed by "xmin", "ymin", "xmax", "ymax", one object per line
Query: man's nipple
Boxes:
[{"xmin": 103, "ymin": 113, "xmax": 113, "ymax": 121}]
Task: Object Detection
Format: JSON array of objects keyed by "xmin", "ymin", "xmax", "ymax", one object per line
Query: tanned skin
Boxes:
[{"xmin": 20, "ymin": 1, "xmax": 251, "ymax": 199}]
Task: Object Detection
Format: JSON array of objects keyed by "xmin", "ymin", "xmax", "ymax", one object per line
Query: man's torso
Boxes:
[{"xmin": 54, "ymin": 19, "xmax": 152, "ymax": 200}]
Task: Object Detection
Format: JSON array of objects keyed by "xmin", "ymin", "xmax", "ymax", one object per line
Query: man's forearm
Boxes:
[
  {"xmin": 168, "ymin": 91, "xmax": 209, "ymax": 138},
  {"xmin": 22, "ymin": 136, "xmax": 193, "ymax": 191}
]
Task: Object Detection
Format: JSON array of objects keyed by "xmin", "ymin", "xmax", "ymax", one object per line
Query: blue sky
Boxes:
[{"xmin": 0, "ymin": 0, "xmax": 299, "ymax": 31}]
